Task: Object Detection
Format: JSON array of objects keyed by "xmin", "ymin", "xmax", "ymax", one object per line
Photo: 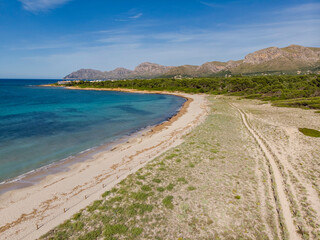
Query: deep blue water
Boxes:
[{"xmin": 0, "ymin": 79, "xmax": 185, "ymax": 183}]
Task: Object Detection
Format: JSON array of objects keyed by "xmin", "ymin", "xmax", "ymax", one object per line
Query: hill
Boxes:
[{"xmin": 64, "ymin": 45, "xmax": 320, "ymax": 80}]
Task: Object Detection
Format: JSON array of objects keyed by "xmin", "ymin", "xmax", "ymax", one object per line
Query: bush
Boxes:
[{"xmin": 299, "ymin": 128, "xmax": 320, "ymax": 137}]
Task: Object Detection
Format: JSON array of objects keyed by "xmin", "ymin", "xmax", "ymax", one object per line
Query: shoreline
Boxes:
[
  {"xmin": 0, "ymin": 88, "xmax": 208, "ymax": 240},
  {"xmin": 0, "ymin": 89, "xmax": 188, "ymax": 195},
  {"xmin": 0, "ymin": 127, "xmax": 149, "ymax": 195}
]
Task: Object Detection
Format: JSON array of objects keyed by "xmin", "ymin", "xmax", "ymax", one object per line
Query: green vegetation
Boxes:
[
  {"xmin": 103, "ymin": 224, "xmax": 128, "ymax": 239},
  {"xmin": 41, "ymin": 97, "xmax": 292, "ymax": 239},
  {"xmin": 166, "ymin": 183, "xmax": 175, "ymax": 191},
  {"xmin": 65, "ymin": 75, "xmax": 320, "ymax": 109},
  {"xmin": 177, "ymin": 177, "xmax": 188, "ymax": 184},
  {"xmin": 152, "ymin": 178, "xmax": 161, "ymax": 183},
  {"xmin": 299, "ymin": 128, "xmax": 320, "ymax": 137},
  {"xmin": 187, "ymin": 186, "xmax": 196, "ymax": 191},
  {"xmin": 272, "ymin": 97, "xmax": 320, "ymax": 109},
  {"xmin": 162, "ymin": 196, "xmax": 174, "ymax": 209}
]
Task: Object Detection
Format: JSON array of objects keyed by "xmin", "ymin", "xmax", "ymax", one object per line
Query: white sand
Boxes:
[{"xmin": 0, "ymin": 92, "xmax": 208, "ymax": 240}]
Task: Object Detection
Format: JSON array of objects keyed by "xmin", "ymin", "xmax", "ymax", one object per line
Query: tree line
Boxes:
[{"xmin": 64, "ymin": 75, "xmax": 320, "ymax": 109}]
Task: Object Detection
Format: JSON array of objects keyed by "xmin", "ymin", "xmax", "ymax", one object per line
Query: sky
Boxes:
[{"xmin": 0, "ymin": 0, "xmax": 319, "ymax": 78}]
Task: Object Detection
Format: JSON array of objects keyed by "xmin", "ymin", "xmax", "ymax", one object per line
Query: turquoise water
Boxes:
[{"xmin": 0, "ymin": 79, "xmax": 186, "ymax": 183}]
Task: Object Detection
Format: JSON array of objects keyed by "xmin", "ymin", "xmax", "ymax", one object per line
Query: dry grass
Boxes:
[{"xmin": 40, "ymin": 95, "xmax": 320, "ymax": 239}]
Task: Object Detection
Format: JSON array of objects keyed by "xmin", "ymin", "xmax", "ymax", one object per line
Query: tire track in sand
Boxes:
[{"xmin": 230, "ymin": 103, "xmax": 301, "ymax": 240}]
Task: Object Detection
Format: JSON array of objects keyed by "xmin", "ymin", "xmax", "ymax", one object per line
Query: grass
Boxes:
[
  {"xmin": 41, "ymin": 96, "xmax": 297, "ymax": 239},
  {"xmin": 131, "ymin": 227, "xmax": 143, "ymax": 237},
  {"xmin": 141, "ymin": 185, "xmax": 152, "ymax": 191},
  {"xmin": 78, "ymin": 229, "xmax": 102, "ymax": 240},
  {"xmin": 188, "ymin": 163, "xmax": 195, "ymax": 168},
  {"xmin": 157, "ymin": 187, "xmax": 165, "ymax": 192},
  {"xmin": 177, "ymin": 177, "xmax": 188, "ymax": 184},
  {"xmin": 166, "ymin": 183, "xmax": 175, "ymax": 191},
  {"xmin": 87, "ymin": 200, "xmax": 102, "ymax": 212},
  {"xmin": 272, "ymin": 97, "xmax": 320, "ymax": 109},
  {"xmin": 162, "ymin": 196, "xmax": 174, "ymax": 209},
  {"xmin": 103, "ymin": 224, "xmax": 128, "ymax": 238},
  {"xmin": 131, "ymin": 192, "xmax": 150, "ymax": 201},
  {"xmin": 299, "ymin": 128, "xmax": 320, "ymax": 137},
  {"xmin": 152, "ymin": 178, "xmax": 161, "ymax": 183}
]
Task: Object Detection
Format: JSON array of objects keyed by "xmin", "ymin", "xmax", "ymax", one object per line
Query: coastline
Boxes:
[
  {"xmin": 0, "ymin": 88, "xmax": 209, "ymax": 240},
  {"xmin": 0, "ymin": 88, "xmax": 188, "ymax": 195}
]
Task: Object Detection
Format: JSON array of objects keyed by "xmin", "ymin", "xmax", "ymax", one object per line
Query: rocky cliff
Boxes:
[{"xmin": 64, "ymin": 45, "xmax": 320, "ymax": 80}]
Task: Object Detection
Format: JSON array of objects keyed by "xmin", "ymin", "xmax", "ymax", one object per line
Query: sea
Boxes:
[{"xmin": 0, "ymin": 79, "xmax": 186, "ymax": 189}]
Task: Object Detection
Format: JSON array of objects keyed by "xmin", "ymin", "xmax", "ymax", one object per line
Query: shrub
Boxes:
[{"xmin": 299, "ymin": 128, "xmax": 320, "ymax": 137}]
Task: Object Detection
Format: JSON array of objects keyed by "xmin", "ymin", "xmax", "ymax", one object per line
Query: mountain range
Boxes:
[{"xmin": 64, "ymin": 45, "xmax": 320, "ymax": 80}]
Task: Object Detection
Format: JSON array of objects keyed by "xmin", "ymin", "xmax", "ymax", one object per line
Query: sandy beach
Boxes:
[
  {"xmin": 0, "ymin": 90, "xmax": 209, "ymax": 240},
  {"xmin": 38, "ymin": 95, "xmax": 320, "ymax": 240}
]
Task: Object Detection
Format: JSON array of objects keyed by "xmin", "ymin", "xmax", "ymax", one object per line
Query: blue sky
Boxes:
[{"xmin": 0, "ymin": 0, "xmax": 319, "ymax": 78}]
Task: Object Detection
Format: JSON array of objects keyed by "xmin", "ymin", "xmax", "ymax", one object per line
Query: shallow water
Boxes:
[{"xmin": 0, "ymin": 79, "xmax": 186, "ymax": 183}]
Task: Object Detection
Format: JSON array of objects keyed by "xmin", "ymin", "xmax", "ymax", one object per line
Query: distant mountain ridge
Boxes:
[{"xmin": 64, "ymin": 45, "xmax": 320, "ymax": 80}]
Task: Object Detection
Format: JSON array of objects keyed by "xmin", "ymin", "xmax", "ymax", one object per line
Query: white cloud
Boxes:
[
  {"xmin": 11, "ymin": 17, "xmax": 319, "ymax": 78},
  {"xmin": 3, "ymin": 2, "xmax": 320, "ymax": 78},
  {"xmin": 19, "ymin": 0, "xmax": 72, "ymax": 12},
  {"xmin": 277, "ymin": 2, "xmax": 320, "ymax": 15},
  {"xmin": 130, "ymin": 13, "xmax": 143, "ymax": 19}
]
